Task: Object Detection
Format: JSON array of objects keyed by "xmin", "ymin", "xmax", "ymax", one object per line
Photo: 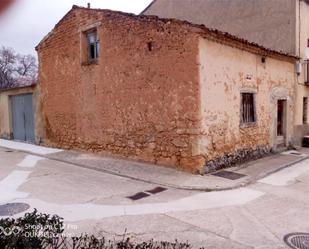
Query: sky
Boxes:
[{"xmin": 0, "ymin": 0, "xmax": 153, "ymax": 56}]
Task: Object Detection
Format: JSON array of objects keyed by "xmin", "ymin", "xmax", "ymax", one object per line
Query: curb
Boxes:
[{"xmin": 1, "ymin": 145, "xmax": 308, "ymax": 192}]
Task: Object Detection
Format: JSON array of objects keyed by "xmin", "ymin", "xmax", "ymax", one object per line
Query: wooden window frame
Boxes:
[
  {"xmin": 86, "ymin": 30, "xmax": 99, "ymax": 63},
  {"xmin": 240, "ymin": 92, "xmax": 257, "ymax": 128}
]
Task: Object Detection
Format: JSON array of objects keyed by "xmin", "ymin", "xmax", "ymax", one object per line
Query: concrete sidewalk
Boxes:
[{"xmin": 0, "ymin": 139, "xmax": 308, "ymax": 191}]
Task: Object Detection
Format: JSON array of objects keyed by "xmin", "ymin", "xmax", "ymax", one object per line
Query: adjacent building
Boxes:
[
  {"xmin": 35, "ymin": 6, "xmax": 297, "ymax": 173},
  {"xmin": 142, "ymin": 0, "xmax": 309, "ymax": 145},
  {"xmin": 0, "ymin": 84, "xmax": 40, "ymax": 143}
]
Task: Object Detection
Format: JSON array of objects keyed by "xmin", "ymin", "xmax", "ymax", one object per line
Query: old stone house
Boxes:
[
  {"xmin": 143, "ymin": 0, "xmax": 309, "ymax": 145},
  {"xmin": 36, "ymin": 6, "xmax": 297, "ymax": 173}
]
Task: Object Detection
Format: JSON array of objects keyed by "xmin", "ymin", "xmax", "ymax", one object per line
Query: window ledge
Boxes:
[
  {"xmin": 240, "ymin": 122, "xmax": 257, "ymax": 129},
  {"xmin": 81, "ymin": 60, "xmax": 99, "ymax": 66}
]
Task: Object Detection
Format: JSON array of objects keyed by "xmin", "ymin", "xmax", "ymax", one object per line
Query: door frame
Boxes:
[
  {"xmin": 276, "ymin": 98, "xmax": 288, "ymax": 147},
  {"xmin": 9, "ymin": 93, "xmax": 36, "ymax": 143}
]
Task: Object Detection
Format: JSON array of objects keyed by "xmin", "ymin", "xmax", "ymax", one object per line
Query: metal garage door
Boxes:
[{"xmin": 11, "ymin": 94, "xmax": 35, "ymax": 143}]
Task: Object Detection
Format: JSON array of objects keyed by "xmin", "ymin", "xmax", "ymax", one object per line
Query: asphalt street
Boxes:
[{"xmin": 0, "ymin": 141, "xmax": 309, "ymax": 248}]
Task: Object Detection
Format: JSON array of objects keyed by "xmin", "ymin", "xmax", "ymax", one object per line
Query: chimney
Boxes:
[{"xmin": 87, "ymin": 3, "xmax": 91, "ymax": 8}]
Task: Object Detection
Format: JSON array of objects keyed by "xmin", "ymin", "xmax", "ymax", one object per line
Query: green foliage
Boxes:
[
  {"xmin": 0, "ymin": 209, "xmax": 63, "ymax": 249},
  {"xmin": 0, "ymin": 210, "xmax": 197, "ymax": 249}
]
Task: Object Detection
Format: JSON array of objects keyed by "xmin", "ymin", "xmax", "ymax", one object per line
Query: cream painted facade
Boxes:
[
  {"xmin": 295, "ymin": 0, "xmax": 309, "ymax": 142},
  {"xmin": 195, "ymin": 38, "xmax": 296, "ymax": 171},
  {"xmin": 143, "ymin": 0, "xmax": 309, "ymax": 145}
]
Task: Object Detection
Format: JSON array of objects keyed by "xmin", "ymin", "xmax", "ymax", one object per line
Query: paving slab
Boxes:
[
  {"xmin": 167, "ymin": 206, "xmax": 286, "ymax": 249},
  {"xmin": 0, "ymin": 148, "xmax": 27, "ymax": 180},
  {"xmin": 1, "ymin": 139, "xmax": 309, "ymax": 191},
  {"xmin": 1, "ymin": 140, "xmax": 309, "ymax": 248},
  {"xmin": 38, "ymin": 149, "xmax": 309, "ymax": 191},
  {"xmin": 19, "ymin": 156, "xmax": 195, "ymax": 205},
  {"xmin": 244, "ymin": 195, "xmax": 309, "ymax": 242},
  {"xmin": 68, "ymin": 214, "xmax": 250, "ymax": 249}
]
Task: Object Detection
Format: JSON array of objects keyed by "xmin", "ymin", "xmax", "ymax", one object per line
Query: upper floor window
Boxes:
[
  {"xmin": 87, "ymin": 31, "xmax": 99, "ymax": 62},
  {"xmin": 303, "ymin": 97, "xmax": 308, "ymax": 124},
  {"xmin": 305, "ymin": 60, "xmax": 309, "ymax": 85}
]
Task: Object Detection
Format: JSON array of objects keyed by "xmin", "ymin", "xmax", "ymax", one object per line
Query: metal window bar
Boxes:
[
  {"xmin": 303, "ymin": 97, "xmax": 308, "ymax": 124},
  {"xmin": 242, "ymin": 93, "xmax": 255, "ymax": 124}
]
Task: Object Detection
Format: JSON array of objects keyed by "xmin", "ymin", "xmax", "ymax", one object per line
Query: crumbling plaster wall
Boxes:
[
  {"xmin": 37, "ymin": 8, "xmax": 204, "ymax": 173},
  {"xmin": 198, "ymin": 38, "xmax": 296, "ymax": 172}
]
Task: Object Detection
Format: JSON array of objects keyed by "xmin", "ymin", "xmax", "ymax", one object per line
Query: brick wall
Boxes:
[{"xmin": 37, "ymin": 7, "xmax": 203, "ymax": 173}]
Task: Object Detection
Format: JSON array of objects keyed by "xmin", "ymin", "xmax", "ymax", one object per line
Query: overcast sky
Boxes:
[{"xmin": 0, "ymin": 0, "xmax": 152, "ymax": 56}]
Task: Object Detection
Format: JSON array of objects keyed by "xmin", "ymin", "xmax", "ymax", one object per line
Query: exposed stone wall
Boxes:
[
  {"xmin": 37, "ymin": 8, "xmax": 203, "ymax": 172},
  {"xmin": 198, "ymin": 38, "xmax": 296, "ymax": 173},
  {"xmin": 204, "ymin": 145, "xmax": 272, "ymax": 173},
  {"xmin": 37, "ymin": 7, "xmax": 297, "ymax": 174}
]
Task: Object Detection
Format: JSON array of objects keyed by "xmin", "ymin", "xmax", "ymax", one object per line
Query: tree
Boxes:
[{"xmin": 0, "ymin": 46, "xmax": 37, "ymax": 89}]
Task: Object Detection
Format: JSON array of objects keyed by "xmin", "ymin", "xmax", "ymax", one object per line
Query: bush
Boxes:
[
  {"xmin": 0, "ymin": 209, "xmax": 64, "ymax": 248},
  {"xmin": 0, "ymin": 209, "xmax": 195, "ymax": 249}
]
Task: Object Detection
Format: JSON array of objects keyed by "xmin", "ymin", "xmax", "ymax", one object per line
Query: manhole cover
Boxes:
[
  {"xmin": 211, "ymin": 170, "xmax": 247, "ymax": 180},
  {"xmin": 284, "ymin": 233, "xmax": 309, "ymax": 249},
  {"xmin": 4, "ymin": 150, "xmax": 13, "ymax": 153},
  {"xmin": 0, "ymin": 203, "xmax": 30, "ymax": 216}
]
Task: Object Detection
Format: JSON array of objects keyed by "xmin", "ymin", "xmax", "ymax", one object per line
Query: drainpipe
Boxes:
[{"xmin": 298, "ymin": 0, "xmax": 302, "ymax": 57}]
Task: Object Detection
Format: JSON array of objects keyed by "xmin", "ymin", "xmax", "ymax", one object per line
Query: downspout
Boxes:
[
  {"xmin": 296, "ymin": 0, "xmax": 304, "ymax": 86},
  {"xmin": 299, "ymin": 0, "xmax": 301, "ymax": 57}
]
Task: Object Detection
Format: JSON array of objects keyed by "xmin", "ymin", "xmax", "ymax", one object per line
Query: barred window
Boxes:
[
  {"xmin": 303, "ymin": 97, "xmax": 308, "ymax": 124},
  {"xmin": 305, "ymin": 60, "xmax": 309, "ymax": 84},
  {"xmin": 241, "ymin": 93, "xmax": 256, "ymax": 125}
]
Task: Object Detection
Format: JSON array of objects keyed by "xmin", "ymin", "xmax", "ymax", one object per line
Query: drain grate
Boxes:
[
  {"xmin": 127, "ymin": 187, "xmax": 168, "ymax": 201},
  {"xmin": 290, "ymin": 152, "xmax": 302, "ymax": 156},
  {"xmin": 0, "ymin": 203, "xmax": 30, "ymax": 216},
  {"xmin": 282, "ymin": 151, "xmax": 304, "ymax": 156},
  {"xmin": 146, "ymin": 187, "xmax": 167, "ymax": 194},
  {"xmin": 211, "ymin": 170, "xmax": 247, "ymax": 180},
  {"xmin": 284, "ymin": 233, "xmax": 309, "ymax": 249},
  {"xmin": 127, "ymin": 192, "xmax": 150, "ymax": 201}
]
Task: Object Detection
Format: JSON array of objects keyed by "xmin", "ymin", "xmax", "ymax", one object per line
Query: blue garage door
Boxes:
[{"xmin": 11, "ymin": 94, "xmax": 35, "ymax": 143}]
